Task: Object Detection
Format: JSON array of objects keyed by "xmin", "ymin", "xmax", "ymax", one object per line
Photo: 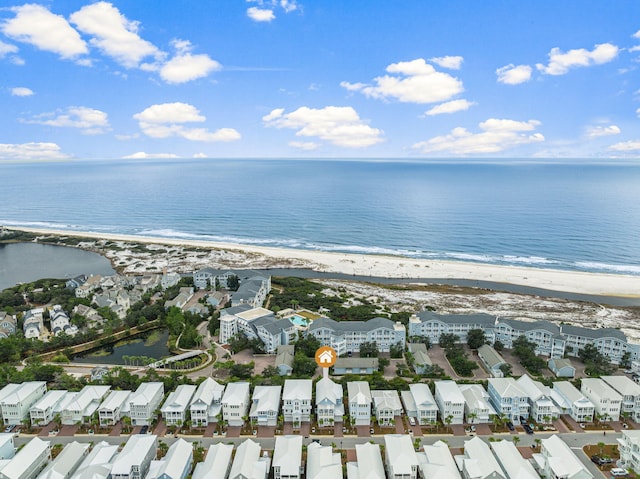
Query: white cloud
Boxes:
[
  {"xmin": 11, "ymin": 87, "xmax": 34, "ymax": 96},
  {"xmin": 496, "ymin": 64, "xmax": 532, "ymax": 85},
  {"xmin": 0, "ymin": 142, "xmax": 69, "ymax": 160},
  {"xmin": 412, "ymin": 118, "xmax": 544, "ymax": 155},
  {"xmin": 193, "ymin": 152, "xmax": 208, "ymax": 158},
  {"xmin": 0, "ymin": 40, "xmax": 18, "ymax": 57},
  {"xmin": 1, "ymin": 4, "xmax": 88, "ymax": 60},
  {"xmin": 247, "ymin": 7, "xmax": 275, "ymax": 22},
  {"xmin": 263, "ymin": 106, "xmax": 384, "ymax": 148},
  {"xmin": 429, "ymin": 56, "xmax": 463, "ymax": 70},
  {"xmin": 280, "ymin": 0, "xmax": 298, "ymax": 13},
  {"xmin": 70, "ymin": 2, "xmax": 161, "ymax": 68},
  {"xmin": 341, "ymin": 58, "xmax": 463, "ymax": 104},
  {"xmin": 289, "ymin": 141, "xmax": 320, "ymax": 150},
  {"xmin": 133, "ymin": 102, "xmax": 241, "ymax": 142},
  {"xmin": 637, "ymin": 107, "xmax": 640, "ymax": 117},
  {"xmin": 159, "ymin": 40, "xmax": 221, "ymax": 83},
  {"xmin": 536, "ymin": 43, "xmax": 619, "ymax": 75},
  {"xmin": 425, "ymin": 99, "xmax": 475, "ymax": 116},
  {"xmin": 634, "ymin": 30, "xmax": 640, "ymax": 39},
  {"xmin": 122, "ymin": 151, "xmax": 179, "ymax": 159},
  {"xmin": 609, "ymin": 140, "xmax": 640, "ymax": 152},
  {"xmin": 24, "ymin": 106, "xmax": 110, "ymax": 134},
  {"xmin": 585, "ymin": 125, "xmax": 621, "ymax": 138}
]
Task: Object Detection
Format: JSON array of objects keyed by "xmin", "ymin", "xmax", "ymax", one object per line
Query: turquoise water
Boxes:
[{"xmin": 289, "ymin": 315, "xmax": 310, "ymax": 327}]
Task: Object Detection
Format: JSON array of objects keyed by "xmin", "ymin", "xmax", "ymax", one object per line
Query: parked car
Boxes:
[
  {"xmin": 506, "ymin": 421, "xmax": 515, "ymax": 431},
  {"xmin": 611, "ymin": 467, "xmax": 628, "ymax": 477},
  {"xmin": 519, "ymin": 416, "xmax": 528, "ymax": 425},
  {"xmin": 408, "ymin": 417, "xmax": 416, "ymax": 426},
  {"xmin": 3, "ymin": 425, "xmax": 14, "ymax": 433},
  {"xmin": 370, "ymin": 427, "xmax": 375, "ymax": 434},
  {"xmin": 523, "ymin": 424, "xmax": 534, "ymax": 434},
  {"xmin": 591, "ymin": 455, "xmax": 603, "ymax": 465},
  {"xmin": 140, "ymin": 425, "xmax": 149, "ymax": 434}
]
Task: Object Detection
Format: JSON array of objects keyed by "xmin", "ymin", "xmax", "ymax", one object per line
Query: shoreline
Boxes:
[{"xmin": 7, "ymin": 226, "xmax": 640, "ymax": 298}]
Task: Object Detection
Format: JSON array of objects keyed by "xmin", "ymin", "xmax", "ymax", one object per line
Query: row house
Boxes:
[
  {"xmin": 272, "ymin": 436, "xmax": 302, "ymax": 479},
  {"xmin": 487, "ymin": 377, "xmax": 530, "ymax": 422},
  {"xmin": 494, "ymin": 318, "xmax": 565, "ymax": 358},
  {"xmin": 98, "ymin": 390, "xmax": 131, "ymax": 426},
  {"xmin": 401, "ymin": 383, "xmax": 438, "ymax": 425},
  {"xmin": 516, "ymin": 375, "xmax": 559, "ymax": 423},
  {"xmin": 61, "ymin": 385, "xmax": 111, "ymax": 425},
  {"xmin": 0, "ymin": 436, "xmax": 50, "ymax": 479},
  {"xmin": 616, "ymin": 430, "xmax": 640, "ymax": 472},
  {"xmin": 221, "ymin": 382, "xmax": 250, "ymax": 427},
  {"xmin": 192, "ymin": 444, "xmax": 233, "ymax": 479},
  {"xmin": 459, "ymin": 384, "xmax": 496, "ymax": 424},
  {"xmin": 580, "ymin": 378, "xmax": 622, "ymax": 421},
  {"xmin": 309, "ymin": 316, "xmax": 406, "ymax": 356},
  {"xmin": 161, "ymin": 384, "xmax": 196, "ymax": 426},
  {"xmin": 306, "ymin": 442, "xmax": 341, "ymax": 479},
  {"xmin": 549, "ymin": 381, "xmax": 595, "ymax": 423},
  {"xmin": 39, "ymin": 441, "xmax": 89, "ymax": 479},
  {"xmin": 458, "ymin": 436, "xmax": 506, "ymax": 479},
  {"xmin": 29, "ymin": 390, "xmax": 68, "ymax": 425},
  {"xmin": 249, "ymin": 386, "xmax": 281, "ymax": 427},
  {"xmin": 347, "ymin": 443, "xmax": 385, "ymax": 479},
  {"xmin": 490, "ymin": 440, "xmax": 538, "ymax": 479},
  {"xmin": 384, "ymin": 435, "xmax": 420, "ymax": 479},
  {"xmin": 71, "ymin": 440, "xmax": 119, "ymax": 479},
  {"xmin": 229, "ymin": 439, "xmax": 270, "ymax": 479},
  {"xmin": 190, "ymin": 378, "xmax": 225, "ymax": 427},
  {"xmin": 435, "ymin": 381, "xmax": 465, "ymax": 425},
  {"xmin": 348, "ymin": 381, "xmax": 372, "ymax": 426},
  {"xmin": 315, "ymin": 377, "xmax": 344, "ymax": 426},
  {"xmin": 408, "ymin": 311, "xmax": 496, "ymax": 344},
  {"xmin": 535, "ymin": 435, "xmax": 593, "ymax": 479},
  {"xmin": 418, "ymin": 440, "xmax": 461, "ymax": 479},
  {"xmin": 601, "ymin": 375, "xmax": 640, "ymax": 422},
  {"xmin": 146, "ymin": 439, "xmax": 192, "ymax": 479},
  {"xmin": 371, "ymin": 390, "xmax": 403, "ymax": 426},
  {"xmin": 110, "ymin": 434, "xmax": 157, "ymax": 479},
  {"xmin": 128, "ymin": 382, "xmax": 164, "ymax": 426},
  {"xmin": 22, "ymin": 308, "xmax": 44, "ymax": 340},
  {"xmin": 282, "ymin": 379, "xmax": 312, "ymax": 425},
  {"xmin": 0, "ymin": 381, "xmax": 47, "ymax": 426}
]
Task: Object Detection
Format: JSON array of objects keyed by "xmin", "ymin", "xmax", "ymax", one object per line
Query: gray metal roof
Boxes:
[
  {"xmin": 560, "ymin": 324, "xmax": 627, "ymax": 341},
  {"xmin": 416, "ymin": 311, "xmax": 496, "ymax": 326},
  {"xmin": 309, "ymin": 316, "xmax": 395, "ymax": 333},
  {"xmin": 498, "ymin": 318, "xmax": 561, "ymax": 335}
]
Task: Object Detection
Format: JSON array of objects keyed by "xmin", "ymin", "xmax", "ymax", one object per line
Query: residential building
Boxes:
[
  {"xmin": 272, "ymin": 436, "xmax": 302, "ymax": 479},
  {"xmin": 332, "ymin": 358, "xmax": 378, "ymax": 375},
  {"xmin": 38, "ymin": 441, "xmax": 89, "ymax": 479},
  {"xmin": 161, "ymin": 272, "xmax": 181, "ymax": 290},
  {"xmin": 275, "ymin": 346, "xmax": 295, "ymax": 376},
  {"xmin": 192, "ymin": 444, "xmax": 233, "ymax": 479},
  {"xmin": 418, "ymin": 440, "xmax": 461, "ymax": 479},
  {"xmin": 189, "ymin": 378, "xmax": 225, "ymax": 427},
  {"xmin": 549, "ymin": 381, "xmax": 594, "ymax": 423},
  {"xmin": 249, "ymin": 386, "xmax": 281, "ymax": 426},
  {"xmin": 0, "ymin": 381, "xmax": 47, "ymax": 426},
  {"xmin": 347, "ymin": 443, "xmax": 385, "ymax": 479},
  {"xmin": 384, "ymin": 435, "xmax": 419, "ymax": 479},
  {"xmin": 75, "ymin": 275, "xmax": 102, "ymax": 299},
  {"xmin": 601, "ymin": 375, "xmax": 640, "ymax": 422},
  {"xmin": 459, "ymin": 384, "xmax": 496, "ymax": 424},
  {"xmin": 22, "ymin": 308, "xmax": 44, "ymax": 340},
  {"xmin": 90, "ymin": 367, "xmax": 110, "ymax": 383},
  {"xmin": 616, "ymin": 430, "xmax": 640, "ymax": 471},
  {"xmin": 69, "ymin": 441, "xmax": 118, "ymax": 479},
  {"xmin": 534, "ymin": 435, "xmax": 593, "ymax": 479},
  {"xmin": 229, "ymin": 439, "xmax": 270, "ymax": 479},
  {"xmin": 219, "ymin": 304, "xmax": 251, "ymax": 344},
  {"xmin": 309, "ymin": 317, "xmax": 406, "ymax": 356},
  {"xmin": 164, "ymin": 287, "xmax": 194, "ymax": 310},
  {"xmin": 29, "ymin": 390, "xmax": 66, "ymax": 426},
  {"xmin": 0, "ymin": 312, "xmax": 17, "ymax": 338},
  {"xmin": 435, "ymin": 381, "xmax": 465, "ymax": 425},
  {"xmin": 407, "ymin": 343, "xmax": 432, "ymax": 374},
  {"xmin": 580, "ymin": 378, "xmax": 622, "ymax": 421},
  {"xmin": 49, "ymin": 305, "xmax": 78, "ymax": 337},
  {"xmin": 561, "ymin": 324, "xmax": 629, "ymax": 364},
  {"xmin": 0, "ymin": 434, "xmax": 14, "ymax": 460},
  {"xmin": 0, "ymin": 437, "xmax": 50, "ymax": 479},
  {"xmin": 146, "ymin": 439, "xmax": 192, "ymax": 479},
  {"xmin": 71, "ymin": 305, "xmax": 103, "ymax": 329},
  {"xmin": 161, "ymin": 384, "xmax": 196, "ymax": 426},
  {"xmin": 477, "ymin": 345, "xmax": 507, "ymax": 378},
  {"xmin": 128, "ymin": 382, "xmax": 164, "ymax": 426},
  {"xmin": 60, "ymin": 386, "xmax": 111, "ymax": 425},
  {"xmin": 371, "ymin": 390, "xmax": 403, "ymax": 426},
  {"xmin": 98, "ymin": 390, "xmax": 131, "ymax": 426},
  {"xmin": 282, "ymin": 380, "xmax": 312, "ymax": 424},
  {"xmin": 487, "ymin": 378, "xmax": 530, "ymax": 421},
  {"xmin": 459, "ymin": 436, "xmax": 506, "ymax": 479},
  {"xmin": 494, "ymin": 318, "xmax": 565, "ymax": 358},
  {"xmin": 219, "ymin": 307, "xmax": 297, "ymax": 353},
  {"xmin": 231, "ymin": 274, "xmax": 271, "ymax": 308},
  {"xmin": 222, "ymin": 382, "xmax": 250, "ymax": 427},
  {"xmin": 110, "ymin": 435, "xmax": 157, "ymax": 479},
  {"xmin": 65, "ymin": 275, "xmax": 87, "ymax": 291},
  {"xmin": 548, "ymin": 358, "xmax": 576, "ymax": 378},
  {"xmin": 401, "ymin": 384, "xmax": 438, "ymax": 425},
  {"xmin": 306, "ymin": 442, "xmax": 342, "ymax": 479},
  {"xmin": 347, "ymin": 382, "xmax": 372, "ymax": 426},
  {"xmin": 315, "ymin": 377, "xmax": 344, "ymax": 427},
  {"xmin": 516, "ymin": 375, "xmax": 559, "ymax": 423},
  {"xmin": 408, "ymin": 311, "xmax": 496, "ymax": 344},
  {"xmin": 489, "ymin": 440, "xmax": 538, "ymax": 479}
]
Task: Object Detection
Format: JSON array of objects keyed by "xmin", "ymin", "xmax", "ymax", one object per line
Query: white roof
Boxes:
[
  {"xmin": 229, "ymin": 439, "xmax": 262, "ymax": 479},
  {"xmin": 0, "ymin": 437, "xmax": 50, "ymax": 479},
  {"xmin": 31, "ymin": 390, "xmax": 68, "ymax": 412},
  {"xmin": 0, "ymin": 434, "xmax": 14, "ymax": 455},
  {"xmin": 273, "ymin": 436, "xmax": 302, "ymax": 477},
  {"xmin": 306, "ymin": 443, "xmax": 341, "ymax": 479},
  {"xmin": 38, "ymin": 441, "xmax": 89, "ymax": 479},
  {"xmin": 581, "ymin": 378, "xmax": 623, "ymax": 400},
  {"xmin": 384, "ymin": 435, "xmax": 419, "ymax": 475},
  {"xmin": 161, "ymin": 385, "xmax": 196, "ymax": 414},
  {"xmin": 354, "ymin": 443, "xmax": 385, "ymax": 479},
  {"xmin": 55, "ymin": 392, "xmax": 79, "ymax": 415},
  {"xmin": 282, "ymin": 379, "xmax": 312, "ymax": 401},
  {"xmin": 190, "ymin": 378, "xmax": 225, "ymax": 408},
  {"xmin": 371, "ymin": 390, "xmax": 402, "ymax": 412},
  {"xmin": 490, "ymin": 440, "xmax": 538, "ymax": 479},
  {"xmin": 236, "ymin": 308, "xmax": 273, "ymax": 321},
  {"xmin": 129, "ymin": 383, "xmax": 163, "ymax": 406},
  {"xmin": 71, "ymin": 441, "xmax": 118, "ymax": 479},
  {"xmin": 0, "ymin": 381, "xmax": 46, "ymax": 405},
  {"xmin": 459, "ymin": 385, "xmax": 496, "ymax": 414},
  {"xmin": 222, "ymin": 382, "xmax": 250, "ymax": 406},
  {"xmin": 435, "ymin": 381, "xmax": 465, "ymax": 403},
  {"xmin": 347, "ymin": 382, "xmax": 371, "ymax": 405},
  {"xmin": 99, "ymin": 390, "xmax": 131, "ymax": 412},
  {"xmin": 0, "ymin": 385, "xmax": 21, "ymax": 405},
  {"xmin": 65, "ymin": 386, "xmax": 110, "ymax": 414},
  {"xmin": 463, "ymin": 436, "xmax": 505, "ymax": 479},
  {"xmin": 110, "ymin": 435, "xmax": 157, "ymax": 476},
  {"xmin": 602, "ymin": 375, "xmax": 640, "ymax": 396},
  {"xmin": 552, "ymin": 381, "xmax": 585, "ymax": 403},
  {"xmin": 541, "ymin": 435, "xmax": 593, "ymax": 479},
  {"xmin": 250, "ymin": 386, "xmax": 281, "ymax": 414},
  {"xmin": 516, "ymin": 375, "xmax": 549, "ymax": 402},
  {"xmin": 148, "ymin": 439, "xmax": 192, "ymax": 479},
  {"xmin": 192, "ymin": 444, "xmax": 233, "ymax": 479},
  {"xmin": 488, "ymin": 378, "xmax": 527, "ymax": 399},
  {"xmin": 409, "ymin": 384, "xmax": 437, "ymax": 408},
  {"xmin": 316, "ymin": 377, "xmax": 342, "ymax": 405},
  {"xmin": 420, "ymin": 441, "xmax": 461, "ymax": 479}
]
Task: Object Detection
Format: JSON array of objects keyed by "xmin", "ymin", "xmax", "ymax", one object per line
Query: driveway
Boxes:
[
  {"xmin": 428, "ymin": 346, "xmax": 459, "ymax": 379},
  {"xmin": 356, "ymin": 425, "xmax": 371, "ymax": 437}
]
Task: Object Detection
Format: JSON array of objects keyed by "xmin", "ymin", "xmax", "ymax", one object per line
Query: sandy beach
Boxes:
[{"xmin": 7, "ymin": 226, "xmax": 640, "ymax": 298}]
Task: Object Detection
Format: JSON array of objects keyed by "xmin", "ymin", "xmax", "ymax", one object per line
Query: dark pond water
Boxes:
[{"xmin": 72, "ymin": 329, "xmax": 171, "ymax": 365}]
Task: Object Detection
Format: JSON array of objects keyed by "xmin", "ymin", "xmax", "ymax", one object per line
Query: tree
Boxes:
[
  {"xmin": 512, "ymin": 436, "xmax": 520, "ymax": 447},
  {"xmin": 467, "ymin": 329, "xmax": 486, "ymax": 350},
  {"xmin": 359, "ymin": 341, "xmax": 379, "ymax": 358},
  {"xmin": 439, "ymin": 333, "xmax": 459, "ymax": 349},
  {"xmin": 493, "ymin": 340, "xmax": 505, "ymax": 352},
  {"xmin": 292, "ymin": 353, "xmax": 317, "ymax": 377},
  {"xmin": 378, "ymin": 357, "xmax": 390, "ymax": 372},
  {"xmin": 294, "ymin": 335, "xmax": 322, "ymax": 358},
  {"xmin": 390, "ymin": 342, "xmax": 404, "ymax": 359},
  {"xmin": 499, "ymin": 363, "xmax": 512, "ymax": 377}
]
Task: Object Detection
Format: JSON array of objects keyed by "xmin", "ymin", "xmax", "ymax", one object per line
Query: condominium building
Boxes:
[{"xmin": 408, "ymin": 311, "xmax": 496, "ymax": 344}]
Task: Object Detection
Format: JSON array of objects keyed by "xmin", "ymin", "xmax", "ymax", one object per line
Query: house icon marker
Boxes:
[{"xmin": 315, "ymin": 346, "xmax": 337, "ymax": 368}]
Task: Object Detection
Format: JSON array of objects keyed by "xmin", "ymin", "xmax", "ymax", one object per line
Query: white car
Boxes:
[
  {"xmin": 408, "ymin": 417, "xmax": 416, "ymax": 426},
  {"xmin": 610, "ymin": 468, "xmax": 628, "ymax": 477}
]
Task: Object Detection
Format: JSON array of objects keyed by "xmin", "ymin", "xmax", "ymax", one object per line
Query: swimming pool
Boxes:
[{"xmin": 289, "ymin": 314, "xmax": 310, "ymax": 327}]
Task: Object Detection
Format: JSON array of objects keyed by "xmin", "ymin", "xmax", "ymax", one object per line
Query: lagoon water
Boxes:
[{"xmin": 2, "ymin": 158, "xmax": 640, "ymax": 275}]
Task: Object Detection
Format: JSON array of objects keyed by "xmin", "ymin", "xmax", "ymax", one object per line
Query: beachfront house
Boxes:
[
  {"xmin": 516, "ymin": 374, "xmax": 559, "ymax": 423},
  {"xmin": 229, "ymin": 439, "xmax": 270, "ymax": 479},
  {"xmin": 601, "ymin": 375, "xmax": 640, "ymax": 422},
  {"xmin": 459, "ymin": 436, "xmax": 506, "ymax": 479},
  {"xmin": 348, "ymin": 381, "xmax": 372, "ymax": 426},
  {"xmin": 401, "ymin": 383, "xmax": 438, "ymax": 425},
  {"xmin": 146, "ymin": 439, "xmax": 192, "ymax": 479},
  {"xmin": 549, "ymin": 381, "xmax": 595, "ymax": 423},
  {"xmin": 272, "ymin": 436, "xmax": 303, "ymax": 479},
  {"xmin": 459, "ymin": 384, "xmax": 496, "ymax": 424},
  {"xmin": 61, "ymin": 385, "xmax": 111, "ymax": 425},
  {"xmin": 306, "ymin": 442, "xmax": 341, "ymax": 479},
  {"xmin": 0, "ymin": 381, "xmax": 47, "ymax": 426},
  {"xmin": 548, "ymin": 358, "xmax": 576, "ymax": 378},
  {"xmin": 0, "ymin": 437, "xmax": 50, "ymax": 479},
  {"xmin": 434, "ymin": 381, "xmax": 466, "ymax": 425},
  {"xmin": 408, "ymin": 311, "xmax": 496, "ymax": 344},
  {"xmin": 347, "ymin": 443, "xmax": 385, "ymax": 479},
  {"xmin": 534, "ymin": 435, "xmax": 593, "ymax": 479},
  {"xmin": 580, "ymin": 378, "xmax": 622, "ymax": 422},
  {"xmin": 190, "ymin": 378, "xmax": 225, "ymax": 427},
  {"xmin": 161, "ymin": 384, "xmax": 196, "ymax": 426},
  {"xmin": 494, "ymin": 318, "xmax": 565, "ymax": 358},
  {"xmin": 282, "ymin": 379, "xmax": 312, "ymax": 425},
  {"xmin": 371, "ymin": 390, "xmax": 403, "ymax": 426},
  {"xmin": 128, "ymin": 382, "xmax": 164, "ymax": 426},
  {"xmin": 315, "ymin": 377, "xmax": 344, "ymax": 427},
  {"xmin": 487, "ymin": 377, "xmax": 530, "ymax": 422},
  {"xmin": 249, "ymin": 386, "xmax": 281, "ymax": 427},
  {"xmin": 222, "ymin": 382, "xmax": 250, "ymax": 427},
  {"xmin": 110, "ymin": 435, "xmax": 157, "ymax": 479},
  {"xmin": 477, "ymin": 344, "xmax": 507, "ymax": 378},
  {"xmin": 38, "ymin": 441, "xmax": 89, "ymax": 479},
  {"xmin": 384, "ymin": 435, "xmax": 420, "ymax": 479},
  {"xmin": 98, "ymin": 390, "xmax": 131, "ymax": 426}
]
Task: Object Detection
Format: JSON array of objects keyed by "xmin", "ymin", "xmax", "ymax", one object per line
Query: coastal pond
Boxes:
[{"xmin": 72, "ymin": 328, "xmax": 171, "ymax": 365}]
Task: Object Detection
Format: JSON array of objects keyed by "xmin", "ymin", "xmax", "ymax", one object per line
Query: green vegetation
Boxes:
[
  {"xmin": 512, "ymin": 336, "xmax": 547, "ymax": 374},
  {"xmin": 439, "ymin": 333, "xmax": 478, "ymax": 377},
  {"xmin": 467, "ymin": 329, "xmax": 487, "ymax": 350},
  {"xmin": 578, "ymin": 343, "xmax": 616, "ymax": 376},
  {"xmin": 359, "ymin": 341, "xmax": 379, "ymax": 358}
]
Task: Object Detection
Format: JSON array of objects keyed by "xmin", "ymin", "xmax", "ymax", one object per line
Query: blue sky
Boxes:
[{"xmin": 1, "ymin": 0, "xmax": 639, "ymax": 160}]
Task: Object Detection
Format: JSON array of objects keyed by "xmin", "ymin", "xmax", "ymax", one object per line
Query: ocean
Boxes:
[{"xmin": 2, "ymin": 158, "xmax": 640, "ymax": 276}]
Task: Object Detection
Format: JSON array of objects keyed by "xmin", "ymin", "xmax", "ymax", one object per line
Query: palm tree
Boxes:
[
  {"xmin": 467, "ymin": 412, "xmax": 478, "ymax": 424},
  {"xmin": 512, "ymin": 436, "xmax": 520, "ymax": 447},
  {"xmin": 534, "ymin": 438, "xmax": 541, "ymax": 450},
  {"xmin": 598, "ymin": 441, "xmax": 605, "ymax": 456}
]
